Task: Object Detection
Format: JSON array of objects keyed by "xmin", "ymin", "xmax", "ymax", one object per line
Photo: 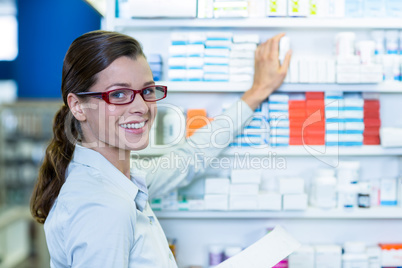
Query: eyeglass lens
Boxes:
[{"xmin": 108, "ymin": 86, "xmax": 165, "ymax": 104}]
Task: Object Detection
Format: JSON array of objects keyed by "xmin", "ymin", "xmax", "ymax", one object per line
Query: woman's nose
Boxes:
[{"xmin": 128, "ymin": 93, "xmax": 149, "ymax": 114}]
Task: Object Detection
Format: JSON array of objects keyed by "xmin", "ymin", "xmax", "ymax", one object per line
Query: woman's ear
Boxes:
[{"xmin": 67, "ymin": 93, "xmax": 86, "ymax": 122}]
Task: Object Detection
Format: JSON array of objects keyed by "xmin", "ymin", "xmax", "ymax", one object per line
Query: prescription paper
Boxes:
[{"xmin": 216, "ymin": 225, "xmax": 301, "ymax": 268}]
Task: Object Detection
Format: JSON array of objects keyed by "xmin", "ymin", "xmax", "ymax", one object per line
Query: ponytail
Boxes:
[{"xmin": 30, "ymin": 105, "xmax": 79, "ymax": 224}]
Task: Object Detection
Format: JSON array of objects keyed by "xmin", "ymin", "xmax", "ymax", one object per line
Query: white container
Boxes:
[
  {"xmin": 209, "ymin": 245, "xmax": 224, "ymax": 266},
  {"xmin": 163, "ymin": 107, "xmax": 185, "ymax": 145},
  {"xmin": 380, "ymin": 177, "xmax": 398, "ymax": 206},
  {"xmin": 279, "ymin": 177, "xmax": 304, "ymax": 194},
  {"xmin": 343, "ymin": 253, "xmax": 369, "ymax": 268},
  {"xmin": 315, "ymin": 245, "xmax": 342, "ymax": 268},
  {"xmin": 204, "ymin": 194, "xmax": 228, "ymax": 210},
  {"xmin": 205, "ymin": 178, "xmax": 230, "ymax": 195},
  {"xmin": 336, "ymin": 32, "xmax": 356, "ymax": 57},
  {"xmin": 229, "ymin": 194, "xmax": 258, "ymax": 210},
  {"xmin": 337, "ymin": 161, "xmax": 360, "ymax": 184},
  {"xmin": 371, "ymin": 30, "xmax": 385, "ymax": 55},
  {"xmin": 283, "ymin": 193, "xmax": 308, "ymax": 210},
  {"xmin": 343, "ymin": 242, "xmax": 369, "ymax": 268},
  {"xmin": 129, "ymin": 0, "xmax": 197, "ymax": 18},
  {"xmin": 288, "ymin": 245, "xmax": 315, "ymax": 268},
  {"xmin": 310, "ymin": 169, "xmax": 337, "ymax": 209},
  {"xmin": 366, "ymin": 246, "xmax": 381, "ymax": 268},
  {"xmin": 356, "ymin": 41, "xmax": 376, "ymax": 65},
  {"xmin": 337, "ymin": 183, "xmax": 358, "ymax": 208},
  {"xmin": 385, "ymin": 30, "xmax": 399, "ymax": 54},
  {"xmin": 229, "ymin": 183, "xmax": 259, "ymax": 195},
  {"xmin": 258, "ymin": 193, "xmax": 282, "ymax": 210},
  {"xmin": 279, "ymin": 36, "xmax": 290, "ymax": 63},
  {"xmin": 231, "ymin": 169, "xmax": 262, "ymax": 184}
]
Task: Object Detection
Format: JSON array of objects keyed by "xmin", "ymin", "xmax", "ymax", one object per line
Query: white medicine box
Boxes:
[
  {"xmin": 283, "ymin": 194, "xmax": 308, "ymax": 210},
  {"xmin": 124, "ymin": 0, "xmax": 197, "ymax": 18}
]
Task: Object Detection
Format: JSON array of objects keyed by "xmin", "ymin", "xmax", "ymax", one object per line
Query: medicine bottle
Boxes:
[
  {"xmin": 357, "ymin": 181, "xmax": 371, "ymax": 208},
  {"xmin": 163, "ymin": 107, "xmax": 185, "ymax": 145},
  {"xmin": 209, "ymin": 245, "xmax": 224, "ymax": 267},
  {"xmin": 342, "ymin": 242, "xmax": 369, "ymax": 268},
  {"xmin": 310, "ymin": 169, "xmax": 337, "ymax": 209}
]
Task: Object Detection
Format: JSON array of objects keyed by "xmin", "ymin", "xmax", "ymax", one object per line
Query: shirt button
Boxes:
[{"xmin": 149, "ymin": 219, "xmax": 153, "ymax": 225}]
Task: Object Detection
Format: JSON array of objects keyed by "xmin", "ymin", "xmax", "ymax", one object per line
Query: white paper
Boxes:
[{"xmin": 216, "ymin": 225, "xmax": 301, "ymax": 268}]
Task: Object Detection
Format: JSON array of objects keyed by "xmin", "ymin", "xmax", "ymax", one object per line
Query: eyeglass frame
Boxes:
[{"xmin": 75, "ymin": 85, "xmax": 168, "ymax": 105}]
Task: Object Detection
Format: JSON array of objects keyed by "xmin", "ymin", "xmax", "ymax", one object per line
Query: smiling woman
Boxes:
[{"xmin": 29, "ymin": 30, "xmax": 290, "ymax": 267}]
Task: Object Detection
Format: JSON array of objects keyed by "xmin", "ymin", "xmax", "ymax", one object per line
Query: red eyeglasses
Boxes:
[{"xmin": 76, "ymin": 85, "xmax": 167, "ymax": 105}]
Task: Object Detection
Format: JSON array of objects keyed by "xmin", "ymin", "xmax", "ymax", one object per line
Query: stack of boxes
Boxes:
[
  {"xmin": 168, "ymin": 32, "xmax": 258, "ymax": 82},
  {"xmin": 279, "ymin": 177, "xmax": 308, "ymax": 210},
  {"xmin": 229, "ymin": 169, "xmax": 261, "ymax": 210},
  {"xmin": 342, "ymin": 93, "xmax": 364, "ymax": 146},
  {"xmin": 204, "ymin": 32, "xmax": 232, "ymax": 82},
  {"xmin": 229, "ymin": 34, "xmax": 259, "ymax": 82},
  {"xmin": 231, "ymin": 102, "xmax": 269, "ymax": 146},
  {"xmin": 187, "ymin": 33, "xmax": 207, "ymax": 81},
  {"xmin": 186, "ymin": 109, "xmax": 213, "ymax": 138},
  {"xmin": 305, "ymin": 92, "xmax": 326, "ymax": 145},
  {"xmin": 147, "ymin": 54, "xmax": 163, "ymax": 81},
  {"xmin": 363, "ymin": 96, "xmax": 381, "ymax": 145},
  {"xmin": 168, "ymin": 33, "xmax": 206, "ymax": 81},
  {"xmin": 268, "ymin": 93, "xmax": 290, "ymax": 147},
  {"xmin": 182, "ymin": 91, "xmax": 380, "ymax": 147},
  {"xmin": 204, "ymin": 177, "xmax": 230, "ymax": 210},
  {"xmin": 289, "ymin": 93, "xmax": 306, "ymax": 145},
  {"xmin": 325, "ymin": 91, "xmax": 344, "ymax": 146}
]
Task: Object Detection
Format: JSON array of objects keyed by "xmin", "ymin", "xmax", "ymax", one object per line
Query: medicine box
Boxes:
[
  {"xmin": 315, "ymin": 245, "xmax": 342, "ymax": 268},
  {"xmin": 205, "ymin": 178, "xmax": 230, "ymax": 195},
  {"xmin": 229, "ymin": 184, "xmax": 259, "ymax": 195},
  {"xmin": 283, "ymin": 194, "xmax": 308, "ymax": 210},
  {"xmin": 129, "ymin": 0, "xmax": 197, "ymax": 18},
  {"xmin": 279, "ymin": 177, "xmax": 305, "ymax": 194},
  {"xmin": 258, "ymin": 193, "xmax": 282, "ymax": 211},
  {"xmin": 288, "ymin": 245, "xmax": 315, "ymax": 268},
  {"xmin": 229, "ymin": 195, "xmax": 258, "ymax": 210},
  {"xmin": 231, "ymin": 169, "xmax": 261, "ymax": 184},
  {"xmin": 379, "ymin": 244, "xmax": 402, "ymax": 267},
  {"xmin": 204, "ymin": 194, "xmax": 228, "ymax": 210}
]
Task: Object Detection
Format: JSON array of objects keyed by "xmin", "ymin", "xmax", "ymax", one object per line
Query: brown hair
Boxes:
[{"xmin": 30, "ymin": 30, "xmax": 145, "ymax": 224}]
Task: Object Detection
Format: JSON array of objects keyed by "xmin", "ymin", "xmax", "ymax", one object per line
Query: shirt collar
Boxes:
[{"xmin": 72, "ymin": 144, "xmax": 148, "ymax": 211}]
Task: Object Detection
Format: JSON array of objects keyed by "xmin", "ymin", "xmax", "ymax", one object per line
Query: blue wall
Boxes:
[{"xmin": 16, "ymin": 0, "xmax": 101, "ymax": 99}]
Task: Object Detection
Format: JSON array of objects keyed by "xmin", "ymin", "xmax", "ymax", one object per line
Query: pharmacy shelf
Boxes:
[
  {"xmin": 154, "ymin": 207, "xmax": 402, "ymax": 219},
  {"xmin": 113, "ymin": 17, "xmax": 402, "ymax": 29},
  {"xmin": 162, "ymin": 81, "xmax": 402, "ymax": 93},
  {"xmin": 133, "ymin": 145, "xmax": 402, "ymax": 157}
]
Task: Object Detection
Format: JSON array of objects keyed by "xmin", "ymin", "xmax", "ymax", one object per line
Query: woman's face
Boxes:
[{"xmin": 79, "ymin": 56, "xmax": 156, "ymax": 152}]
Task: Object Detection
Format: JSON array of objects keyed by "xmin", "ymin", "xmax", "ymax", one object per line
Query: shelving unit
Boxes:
[
  {"xmin": 161, "ymin": 80, "xmax": 402, "ymax": 93},
  {"xmin": 155, "ymin": 207, "xmax": 402, "ymax": 219},
  {"xmin": 105, "ymin": 1, "xmax": 402, "ymax": 267},
  {"xmin": 110, "ymin": 17, "xmax": 402, "ymax": 30},
  {"xmin": 135, "ymin": 145, "xmax": 402, "ymax": 157}
]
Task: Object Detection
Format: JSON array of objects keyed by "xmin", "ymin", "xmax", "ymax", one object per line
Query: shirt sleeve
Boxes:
[
  {"xmin": 63, "ymin": 196, "xmax": 135, "ymax": 268},
  {"xmin": 133, "ymin": 99, "xmax": 254, "ymax": 199}
]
